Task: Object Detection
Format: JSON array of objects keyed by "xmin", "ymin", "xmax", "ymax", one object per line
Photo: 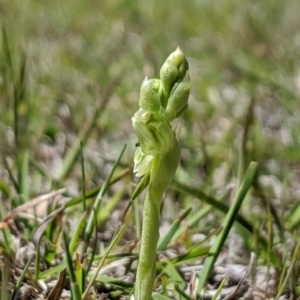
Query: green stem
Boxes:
[
  {"xmin": 135, "ymin": 189, "xmax": 161, "ymax": 300},
  {"xmin": 135, "ymin": 146, "xmax": 180, "ymax": 300}
]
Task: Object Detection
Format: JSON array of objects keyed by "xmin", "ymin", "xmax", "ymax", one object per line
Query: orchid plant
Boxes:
[{"xmin": 132, "ymin": 48, "xmax": 190, "ymax": 300}]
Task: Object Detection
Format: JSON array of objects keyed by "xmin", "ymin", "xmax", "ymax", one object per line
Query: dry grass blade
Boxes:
[
  {"xmin": 188, "ymin": 271, "xmax": 198, "ymax": 300},
  {"xmin": 0, "ymin": 188, "xmax": 66, "ymax": 228},
  {"xmin": 223, "ymin": 252, "xmax": 255, "ymax": 300},
  {"xmin": 47, "ymin": 269, "xmax": 67, "ymax": 300},
  {"xmin": 99, "ymin": 294, "xmax": 108, "ymax": 300},
  {"xmin": 32, "ymin": 205, "xmax": 65, "ymax": 246}
]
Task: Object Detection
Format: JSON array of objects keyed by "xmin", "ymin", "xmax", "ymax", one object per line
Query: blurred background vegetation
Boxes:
[
  {"xmin": 2, "ymin": 0, "xmax": 300, "ymax": 190},
  {"xmin": 1, "ymin": 0, "xmax": 300, "ymax": 296}
]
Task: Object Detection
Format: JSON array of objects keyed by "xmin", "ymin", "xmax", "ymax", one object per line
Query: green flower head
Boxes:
[{"xmin": 132, "ymin": 47, "xmax": 190, "ymax": 179}]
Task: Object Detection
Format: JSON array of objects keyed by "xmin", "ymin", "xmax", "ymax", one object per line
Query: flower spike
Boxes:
[{"xmin": 132, "ymin": 48, "xmax": 190, "ymax": 300}]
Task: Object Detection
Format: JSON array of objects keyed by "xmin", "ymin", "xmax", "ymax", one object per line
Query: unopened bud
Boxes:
[
  {"xmin": 160, "ymin": 47, "xmax": 189, "ymax": 107},
  {"xmin": 139, "ymin": 77, "xmax": 161, "ymax": 111},
  {"xmin": 165, "ymin": 72, "xmax": 190, "ymax": 121}
]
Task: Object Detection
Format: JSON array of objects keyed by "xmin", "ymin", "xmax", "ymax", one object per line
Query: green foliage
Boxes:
[
  {"xmin": 1, "ymin": 0, "xmax": 300, "ymax": 298},
  {"xmin": 197, "ymin": 162, "xmax": 258, "ymax": 292}
]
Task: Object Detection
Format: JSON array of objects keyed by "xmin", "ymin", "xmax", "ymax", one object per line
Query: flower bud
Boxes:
[
  {"xmin": 139, "ymin": 77, "xmax": 161, "ymax": 112},
  {"xmin": 165, "ymin": 72, "xmax": 190, "ymax": 121},
  {"xmin": 160, "ymin": 47, "xmax": 189, "ymax": 107}
]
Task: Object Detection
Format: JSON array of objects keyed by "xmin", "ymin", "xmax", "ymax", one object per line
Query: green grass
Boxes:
[{"xmin": 1, "ymin": 0, "xmax": 300, "ymax": 299}]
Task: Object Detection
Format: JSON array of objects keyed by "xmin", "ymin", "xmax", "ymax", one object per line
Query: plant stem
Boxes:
[
  {"xmin": 135, "ymin": 146, "xmax": 180, "ymax": 300},
  {"xmin": 135, "ymin": 190, "xmax": 160, "ymax": 300}
]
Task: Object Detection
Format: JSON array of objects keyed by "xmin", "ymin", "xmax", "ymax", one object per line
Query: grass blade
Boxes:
[
  {"xmin": 171, "ymin": 205, "xmax": 212, "ymax": 243},
  {"xmin": 17, "ymin": 150, "xmax": 29, "ymax": 199},
  {"xmin": 275, "ymin": 239, "xmax": 300, "ymax": 300},
  {"xmin": 98, "ymin": 186, "xmax": 126, "ymax": 226},
  {"xmin": 82, "ymin": 223, "xmax": 126, "ymax": 299},
  {"xmin": 69, "ymin": 211, "xmax": 88, "ymax": 254},
  {"xmin": 152, "ymin": 293, "xmax": 173, "ymax": 300},
  {"xmin": 0, "ymin": 196, "xmax": 15, "ymax": 255},
  {"xmin": 1, "ymin": 25, "xmax": 14, "ymax": 78},
  {"xmin": 63, "ymin": 232, "xmax": 81, "ymax": 300},
  {"xmin": 161, "ymin": 258, "xmax": 185, "ymax": 290},
  {"xmin": 80, "ymin": 141, "xmax": 87, "ymax": 211},
  {"xmin": 81, "ymin": 144, "xmax": 126, "ymax": 255},
  {"xmin": 212, "ymin": 276, "xmax": 227, "ymax": 300},
  {"xmin": 1, "ymin": 265, "xmax": 9, "ymax": 300},
  {"xmin": 121, "ymin": 173, "xmax": 150, "ymax": 222},
  {"xmin": 0, "ymin": 180, "xmax": 11, "ymax": 198},
  {"xmin": 171, "ymin": 181, "xmax": 253, "ymax": 234},
  {"xmin": 157, "ymin": 207, "xmax": 192, "ymax": 251},
  {"xmin": 171, "ymin": 174, "xmax": 268, "ymax": 249},
  {"xmin": 11, "ymin": 256, "xmax": 34, "ymax": 300},
  {"xmin": 66, "ymin": 167, "xmax": 130, "ymax": 208},
  {"xmin": 197, "ymin": 161, "xmax": 258, "ymax": 293}
]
